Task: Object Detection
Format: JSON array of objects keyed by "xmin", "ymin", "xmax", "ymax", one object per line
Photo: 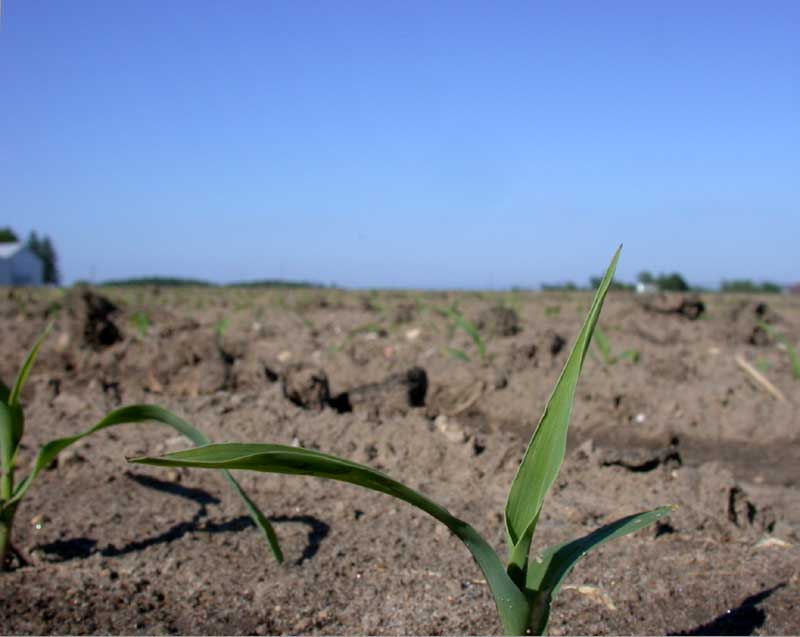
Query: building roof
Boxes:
[{"xmin": 0, "ymin": 243, "xmax": 24, "ymax": 259}]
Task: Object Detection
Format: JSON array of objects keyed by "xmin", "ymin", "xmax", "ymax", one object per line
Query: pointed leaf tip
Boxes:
[{"xmin": 504, "ymin": 247, "xmax": 620, "ymax": 563}]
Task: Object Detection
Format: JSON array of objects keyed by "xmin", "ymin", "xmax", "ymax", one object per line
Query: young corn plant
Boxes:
[
  {"xmin": 593, "ymin": 326, "xmax": 640, "ymax": 365},
  {"xmin": 758, "ymin": 321, "xmax": 800, "ymax": 380},
  {"xmin": 441, "ymin": 304, "xmax": 487, "ymax": 363},
  {"xmin": 131, "ymin": 311, "xmax": 150, "ymax": 338},
  {"xmin": 132, "ymin": 248, "xmax": 673, "ymax": 635},
  {"xmin": 0, "ymin": 327, "xmax": 283, "ymax": 570}
]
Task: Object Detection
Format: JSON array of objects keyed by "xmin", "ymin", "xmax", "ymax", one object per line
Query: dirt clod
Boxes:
[
  {"xmin": 68, "ymin": 288, "xmax": 123, "ymax": 350},
  {"xmin": 281, "ymin": 364, "xmax": 330, "ymax": 410},
  {"xmin": 476, "ymin": 306, "xmax": 520, "ymax": 337}
]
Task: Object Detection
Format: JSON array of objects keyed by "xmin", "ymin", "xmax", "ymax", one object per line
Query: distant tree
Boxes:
[
  {"xmin": 100, "ymin": 276, "xmax": 213, "ymax": 287},
  {"xmin": 637, "ymin": 271, "xmax": 654, "ymax": 284},
  {"xmin": 721, "ymin": 280, "xmax": 783, "ymax": 294},
  {"xmin": 655, "ymin": 273, "xmax": 690, "ymax": 292},
  {"xmin": 0, "ymin": 227, "xmax": 19, "ymax": 243},
  {"xmin": 589, "ymin": 276, "xmax": 634, "ymax": 291},
  {"xmin": 26, "ymin": 231, "xmax": 60, "ymax": 284},
  {"xmin": 541, "ymin": 281, "xmax": 579, "ymax": 292}
]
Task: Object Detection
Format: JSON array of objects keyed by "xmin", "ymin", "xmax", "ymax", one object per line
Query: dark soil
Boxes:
[{"xmin": 1, "ymin": 286, "xmax": 798, "ymax": 635}]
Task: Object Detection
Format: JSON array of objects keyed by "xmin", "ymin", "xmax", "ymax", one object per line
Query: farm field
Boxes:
[{"xmin": 1, "ymin": 284, "xmax": 799, "ymax": 635}]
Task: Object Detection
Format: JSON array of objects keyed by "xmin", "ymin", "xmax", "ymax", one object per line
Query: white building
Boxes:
[
  {"xmin": 0, "ymin": 243, "xmax": 44, "ymax": 286},
  {"xmin": 635, "ymin": 281, "xmax": 658, "ymax": 294}
]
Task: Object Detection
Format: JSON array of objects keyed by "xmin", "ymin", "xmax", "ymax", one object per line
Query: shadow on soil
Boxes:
[
  {"xmin": 33, "ymin": 472, "xmax": 330, "ymax": 566},
  {"xmin": 678, "ymin": 584, "xmax": 785, "ymax": 636}
]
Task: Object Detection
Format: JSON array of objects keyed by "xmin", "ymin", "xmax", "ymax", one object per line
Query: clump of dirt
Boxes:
[
  {"xmin": 392, "ymin": 303, "xmax": 416, "ymax": 324},
  {"xmin": 477, "ymin": 305, "xmax": 520, "ymax": 337},
  {"xmin": 66, "ymin": 287, "xmax": 123, "ymax": 350},
  {"xmin": 638, "ymin": 293, "xmax": 706, "ymax": 320},
  {"xmin": 282, "ymin": 364, "xmax": 330, "ymax": 411},
  {"xmin": 330, "ymin": 366, "xmax": 428, "ymax": 418}
]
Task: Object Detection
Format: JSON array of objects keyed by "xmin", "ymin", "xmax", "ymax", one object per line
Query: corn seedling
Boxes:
[
  {"xmin": 133, "ymin": 248, "xmax": 672, "ymax": 635},
  {"xmin": 755, "ymin": 357, "xmax": 772, "ymax": 373},
  {"xmin": 440, "ymin": 305, "xmax": 487, "ymax": 363},
  {"xmin": 0, "ymin": 327, "xmax": 282, "ymax": 570},
  {"xmin": 215, "ymin": 317, "xmax": 230, "ymax": 340},
  {"xmin": 593, "ymin": 326, "xmax": 640, "ymax": 365},
  {"xmin": 131, "ymin": 311, "xmax": 150, "ymax": 338},
  {"xmin": 758, "ymin": 321, "xmax": 800, "ymax": 380}
]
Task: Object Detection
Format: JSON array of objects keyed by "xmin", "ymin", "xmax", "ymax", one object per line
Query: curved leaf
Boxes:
[
  {"xmin": 452, "ymin": 311, "xmax": 486, "ymax": 360},
  {"xmin": 6, "ymin": 323, "xmax": 51, "ymax": 454},
  {"xmin": 4, "ymin": 405, "xmax": 282, "ymax": 563},
  {"xmin": 525, "ymin": 505, "xmax": 675, "ymax": 634},
  {"xmin": 9, "ymin": 323, "xmax": 51, "ymax": 408},
  {"xmin": 131, "ymin": 442, "xmax": 531, "ymax": 635},
  {"xmin": 504, "ymin": 247, "xmax": 620, "ymax": 570}
]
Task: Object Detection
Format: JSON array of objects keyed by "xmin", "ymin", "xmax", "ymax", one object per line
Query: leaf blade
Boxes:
[
  {"xmin": 504, "ymin": 247, "xmax": 620, "ymax": 558},
  {"xmin": 525, "ymin": 505, "xmax": 675, "ymax": 634},
  {"xmin": 7, "ymin": 324, "xmax": 52, "ymax": 453},
  {"xmin": 9, "ymin": 323, "xmax": 51, "ymax": 408},
  {"xmin": 4, "ymin": 405, "xmax": 283, "ymax": 563},
  {"xmin": 132, "ymin": 442, "xmax": 530, "ymax": 635}
]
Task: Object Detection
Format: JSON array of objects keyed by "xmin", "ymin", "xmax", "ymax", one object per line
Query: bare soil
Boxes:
[{"xmin": 1, "ymin": 285, "xmax": 798, "ymax": 635}]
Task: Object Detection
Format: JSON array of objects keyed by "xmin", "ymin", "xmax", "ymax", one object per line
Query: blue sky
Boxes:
[{"xmin": 1, "ymin": 1, "xmax": 798, "ymax": 288}]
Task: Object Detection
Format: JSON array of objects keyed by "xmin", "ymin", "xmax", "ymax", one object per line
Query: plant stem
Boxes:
[
  {"xmin": 1, "ymin": 460, "xmax": 14, "ymax": 571},
  {"xmin": 0, "ymin": 507, "xmax": 14, "ymax": 571}
]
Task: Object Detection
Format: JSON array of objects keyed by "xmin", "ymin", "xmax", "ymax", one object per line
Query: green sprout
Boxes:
[
  {"xmin": 132, "ymin": 247, "xmax": 672, "ymax": 635},
  {"xmin": 215, "ymin": 316, "xmax": 230, "ymax": 340},
  {"xmin": 131, "ymin": 311, "xmax": 150, "ymax": 338},
  {"xmin": 758, "ymin": 321, "xmax": 800, "ymax": 380},
  {"xmin": 0, "ymin": 327, "xmax": 282, "ymax": 570},
  {"xmin": 440, "ymin": 305, "xmax": 487, "ymax": 363},
  {"xmin": 593, "ymin": 326, "xmax": 640, "ymax": 365}
]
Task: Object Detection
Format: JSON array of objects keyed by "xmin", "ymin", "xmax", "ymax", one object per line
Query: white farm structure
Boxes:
[{"xmin": 0, "ymin": 243, "xmax": 44, "ymax": 286}]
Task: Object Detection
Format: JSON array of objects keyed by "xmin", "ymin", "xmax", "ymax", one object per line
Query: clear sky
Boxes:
[{"xmin": 1, "ymin": 1, "xmax": 798, "ymax": 288}]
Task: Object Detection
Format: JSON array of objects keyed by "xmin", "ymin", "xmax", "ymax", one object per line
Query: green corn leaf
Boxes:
[
  {"xmin": 4, "ymin": 405, "xmax": 283, "ymax": 563},
  {"xmin": 9, "ymin": 323, "xmax": 51, "ymax": 408},
  {"xmin": 525, "ymin": 505, "xmax": 675, "ymax": 635},
  {"xmin": 759, "ymin": 321, "xmax": 800, "ymax": 380},
  {"xmin": 131, "ymin": 442, "xmax": 531, "ymax": 635},
  {"xmin": 6, "ymin": 323, "xmax": 52, "ymax": 453},
  {"xmin": 446, "ymin": 346, "xmax": 471, "ymax": 362},
  {"xmin": 451, "ymin": 311, "xmax": 486, "ymax": 360},
  {"xmin": 504, "ymin": 247, "xmax": 621, "ymax": 571}
]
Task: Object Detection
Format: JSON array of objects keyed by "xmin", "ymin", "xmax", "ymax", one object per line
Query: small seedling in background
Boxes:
[
  {"xmin": 755, "ymin": 357, "xmax": 772, "ymax": 373},
  {"xmin": 0, "ymin": 327, "xmax": 282, "ymax": 570},
  {"xmin": 445, "ymin": 346, "xmax": 471, "ymax": 362},
  {"xmin": 440, "ymin": 304, "xmax": 487, "ymax": 363},
  {"xmin": 329, "ymin": 322, "xmax": 387, "ymax": 354},
  {"xmin": 593, "ymin": 326, "xmax": 640, "ymax": 365},
  {"xmin": 133, "ymin": 247, "xmax": 672, "ymax": 635},
  {"xmin": 131, "ymin": 311, "xmax": 150, "ymax": 338},
  {"xmin": 544, "ymin": 305, "xmax": 561, "ymax": 317},
  {"xmin": 215, "ymin": 317, "xmax": 230, "ymax": 341},
  {"xmin": 758, "ymin": 321, "xmax": 800, "ymax": 380}
]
